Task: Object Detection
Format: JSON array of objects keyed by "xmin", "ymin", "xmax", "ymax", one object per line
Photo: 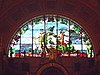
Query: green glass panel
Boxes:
[
  {"xmin": 34, "ymin": 19, "xmax": 41, "ymax": 24},
  {"xmin": 65, "ymin": 20, "xmax": 69, "ymax": 25},
  {"xmin": 60, "ymin": 19, "xmax": 66, "ymax": 24},
  {"xmin": 56, "ymin": 18, "xmax": 60, "ymax": 22},
  {"xmin": 22, "ymin": 24, "xmax": 29, "ymax": 32},
  {"xmin": 73, "ymin": 25, "xmax": 80, "ymax": 33}
]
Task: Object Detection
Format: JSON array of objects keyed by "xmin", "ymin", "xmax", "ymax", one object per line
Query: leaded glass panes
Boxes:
[
  {"xmin": 9, "ymin": 32, "xmax": 21, "ymax": 57},
  {"xmin": 8, "ymin": 15, "xmax": 94, "ymax": 58},
  {"xmin": 21, "ymin": 24, "xmax": 32, "ymax": 57}
]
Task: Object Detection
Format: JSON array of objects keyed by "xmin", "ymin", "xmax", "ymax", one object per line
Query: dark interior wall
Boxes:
[
  {"xmin": 3, "ymin": 57, "xmax": 95, "ymax": 75},
  {"xmin": 40, "ymin": 67, "xmax": 64, "ymax": 75},
  {"xmin": 0, "ymin": 0, "xmax": 100, "ymax": 75}
]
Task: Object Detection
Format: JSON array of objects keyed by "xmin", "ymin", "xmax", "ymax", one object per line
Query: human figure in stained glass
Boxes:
[{"xmin": 38, "ymin": 29, "xmax": 50, "ymax": 54}]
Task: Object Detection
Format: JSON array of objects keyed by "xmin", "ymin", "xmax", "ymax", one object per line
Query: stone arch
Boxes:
[{"xmin": 36, "ymin": 63, "xmax": 69, "ymax": 75}]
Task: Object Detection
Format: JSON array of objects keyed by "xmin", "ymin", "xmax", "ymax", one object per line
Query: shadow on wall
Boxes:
[{"xmin": 40, "ymin": 67, "xmax": 64, "ymax": 75}]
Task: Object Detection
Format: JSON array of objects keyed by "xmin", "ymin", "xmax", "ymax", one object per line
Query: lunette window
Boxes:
[{"xmin": 8, "ymin": 15, "xmax": 94, "ymax": 58}]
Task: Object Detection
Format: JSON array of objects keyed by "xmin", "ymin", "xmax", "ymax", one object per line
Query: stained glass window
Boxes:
[{"xmin": 8, "ymin": 15, "xmax": 94, "ymax": 58}]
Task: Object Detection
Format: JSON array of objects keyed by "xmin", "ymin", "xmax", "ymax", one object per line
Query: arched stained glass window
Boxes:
[{"xmin": 8, "ymin": 15, "xmax": 94, "ymax": 58}]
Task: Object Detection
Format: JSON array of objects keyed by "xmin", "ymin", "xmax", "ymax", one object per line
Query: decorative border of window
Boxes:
[{"xmin": 8, "ymin": 15, "xmax": 94, "ymax": 58}]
